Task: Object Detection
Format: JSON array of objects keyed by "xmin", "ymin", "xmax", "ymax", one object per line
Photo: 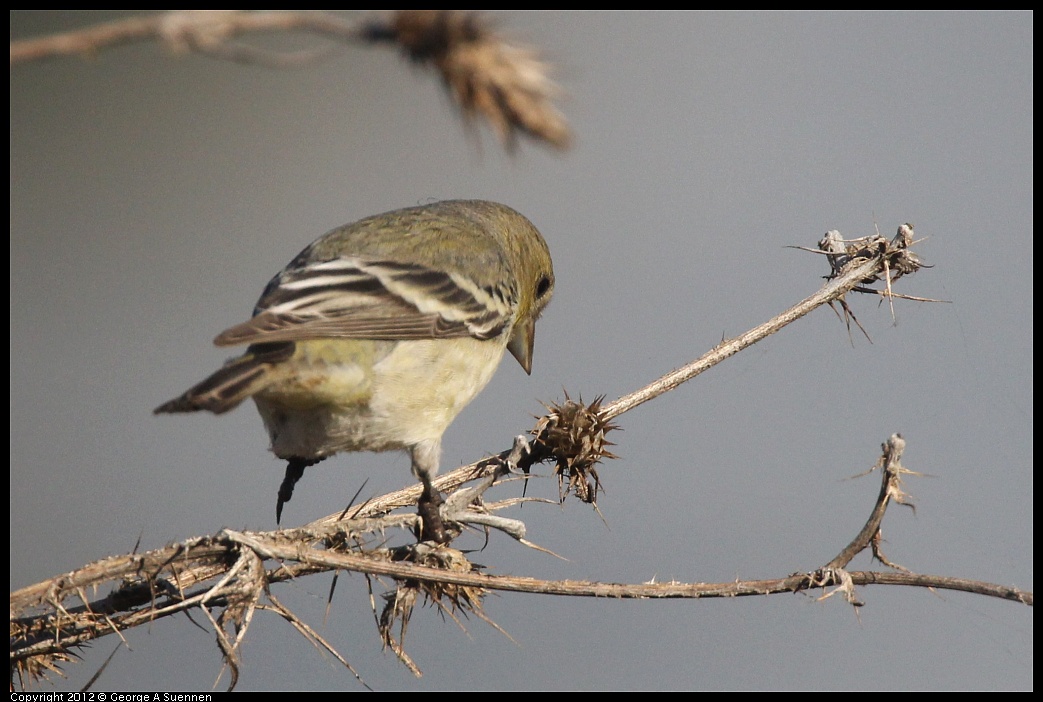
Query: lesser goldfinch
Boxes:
[{"xmin": 155, "ymin": 199, "xmax": 554, "ymax": 541}]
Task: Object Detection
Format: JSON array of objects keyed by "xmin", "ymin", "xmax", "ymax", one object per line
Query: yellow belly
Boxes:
[{"xmin": 253, "ymin": 337, "xmax": 506, "ymax": 461}]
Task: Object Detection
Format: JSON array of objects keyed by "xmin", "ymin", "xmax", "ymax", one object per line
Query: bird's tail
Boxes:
[{"xmin": 154, "ymin": 342, "xmax": 294, "ymax": 415}]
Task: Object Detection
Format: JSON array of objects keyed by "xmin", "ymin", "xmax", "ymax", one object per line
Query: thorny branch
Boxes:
[
  {"xmin": 10, "ymin": 10, "xmax": 571, "ymax": 151},
  {"xmin": 9, "ymin": 225, "xmax": 1031, "ymax": 689},
  {"xmin": 600, "ymin": 223, "xmax": 926, "ymax": 421}
]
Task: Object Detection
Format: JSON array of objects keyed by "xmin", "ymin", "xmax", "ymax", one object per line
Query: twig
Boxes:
[
  {"xmin": 601, "ymin": 226, "xmax": 924, "ymax": 421},
  {"xmin": 11, "ymin": 10, "xmax": 571, "ymax": 151}
]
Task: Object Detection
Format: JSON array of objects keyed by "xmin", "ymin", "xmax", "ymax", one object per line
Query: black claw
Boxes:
[{"xmin": 276, "ymin": 457, "xmax": 319, "ymax": 524}]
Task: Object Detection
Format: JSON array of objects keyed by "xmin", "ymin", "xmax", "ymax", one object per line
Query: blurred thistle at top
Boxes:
[
  {"xmin": 10, "ymin": 10, "xmax": 572, "ymax": 152},
  {"xmin": 362, "ymin": 10, "xmax": 572, "ymax": 151}
]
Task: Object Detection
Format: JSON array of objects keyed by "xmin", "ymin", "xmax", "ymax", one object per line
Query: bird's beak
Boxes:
[{"xmin": 507, "ymin": 317, "xmax": 535, "ymax": 375}]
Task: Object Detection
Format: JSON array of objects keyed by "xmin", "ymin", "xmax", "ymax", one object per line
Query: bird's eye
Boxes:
[{"xmin": 535, "ymin": 274, "xmax": 552, "ymax": 299}]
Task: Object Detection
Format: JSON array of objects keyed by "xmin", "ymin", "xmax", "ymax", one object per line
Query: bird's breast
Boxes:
[{"xmin": 254, "ymin": 337, "xmax": 507, "ymax": 460}]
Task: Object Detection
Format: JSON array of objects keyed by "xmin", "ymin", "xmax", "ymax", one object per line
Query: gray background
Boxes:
[{"xmin": 10, "ymin": 11, "xmax": 1032, "ymax": 691}]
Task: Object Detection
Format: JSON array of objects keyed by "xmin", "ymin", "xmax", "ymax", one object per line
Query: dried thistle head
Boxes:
[
  {"xmin": 10, "ymin": 649, "xmax": 79, "ymax": 689},
  {"xmin": 379, "ymin": 545, "xmax": 490, "ymax": 673},
  {"xmin": 11, "ymin": 606, "xmax": 86, "ymax": 689},
  {"xmin": 533, "ymin": 394, "xmax": 619, "ymax": 505},
  {"xmin": 372, "ymin": 10, "xmax": 571, "ymax": 151},
  {"xmin": 408, "ymin": 545, "xmax": 486, "ymax": 615}
]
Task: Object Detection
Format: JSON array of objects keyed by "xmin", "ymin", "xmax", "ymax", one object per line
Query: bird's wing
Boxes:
[{"xmin": 213, "ymin": 257, "xmax": 515, "ymax": 347}]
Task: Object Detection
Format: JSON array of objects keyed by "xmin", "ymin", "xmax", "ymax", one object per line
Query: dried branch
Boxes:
[
  {"xmin": 10, "ymin": 432, "xmax": 1031, "ymax": 688},
  {"xmin": 14, "ymin": 225, "xmax": 1027, "ymax": 691},
  {"xmin": 10, "ymin": 10, "xmax": 571, "ymax": 151},
  {"xmin": 600, "ymin": 224, "xmax": 927, "ymax": 421},
  {"xmin": 9, "ymin": 11, "xmax": 364, "ymax": 65}
]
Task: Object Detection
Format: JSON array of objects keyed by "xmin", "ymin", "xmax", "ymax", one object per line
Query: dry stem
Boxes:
[
  {"xmin": 10, "ymin": 11, "xmax": 571, "ymax": 151},
  {"xmin": 13, "ymin": 225, "xmax": 1027, "ymax": 691}
]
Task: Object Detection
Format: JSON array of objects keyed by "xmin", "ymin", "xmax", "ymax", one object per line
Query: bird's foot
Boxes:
[{"xmin": 416, "ymin": 486, "xmax": 451, "ymax": 544}]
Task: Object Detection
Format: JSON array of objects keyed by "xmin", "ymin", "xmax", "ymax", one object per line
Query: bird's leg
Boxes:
[
  {"xmin": 411, "ymin": 440, "xmax": 450, "ymax": 543},
  {"xmin": 276, "ymin": 456, "xmax": 321, "ymax": 524},
  {"xmin": 416, "ymin": 475, "xmax": 450, "ymax": 544}
]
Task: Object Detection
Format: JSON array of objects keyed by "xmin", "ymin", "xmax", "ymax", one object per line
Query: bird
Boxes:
[{"xmin": 155, "ymin": 199, "xmax": 554, "ymax": 541}]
